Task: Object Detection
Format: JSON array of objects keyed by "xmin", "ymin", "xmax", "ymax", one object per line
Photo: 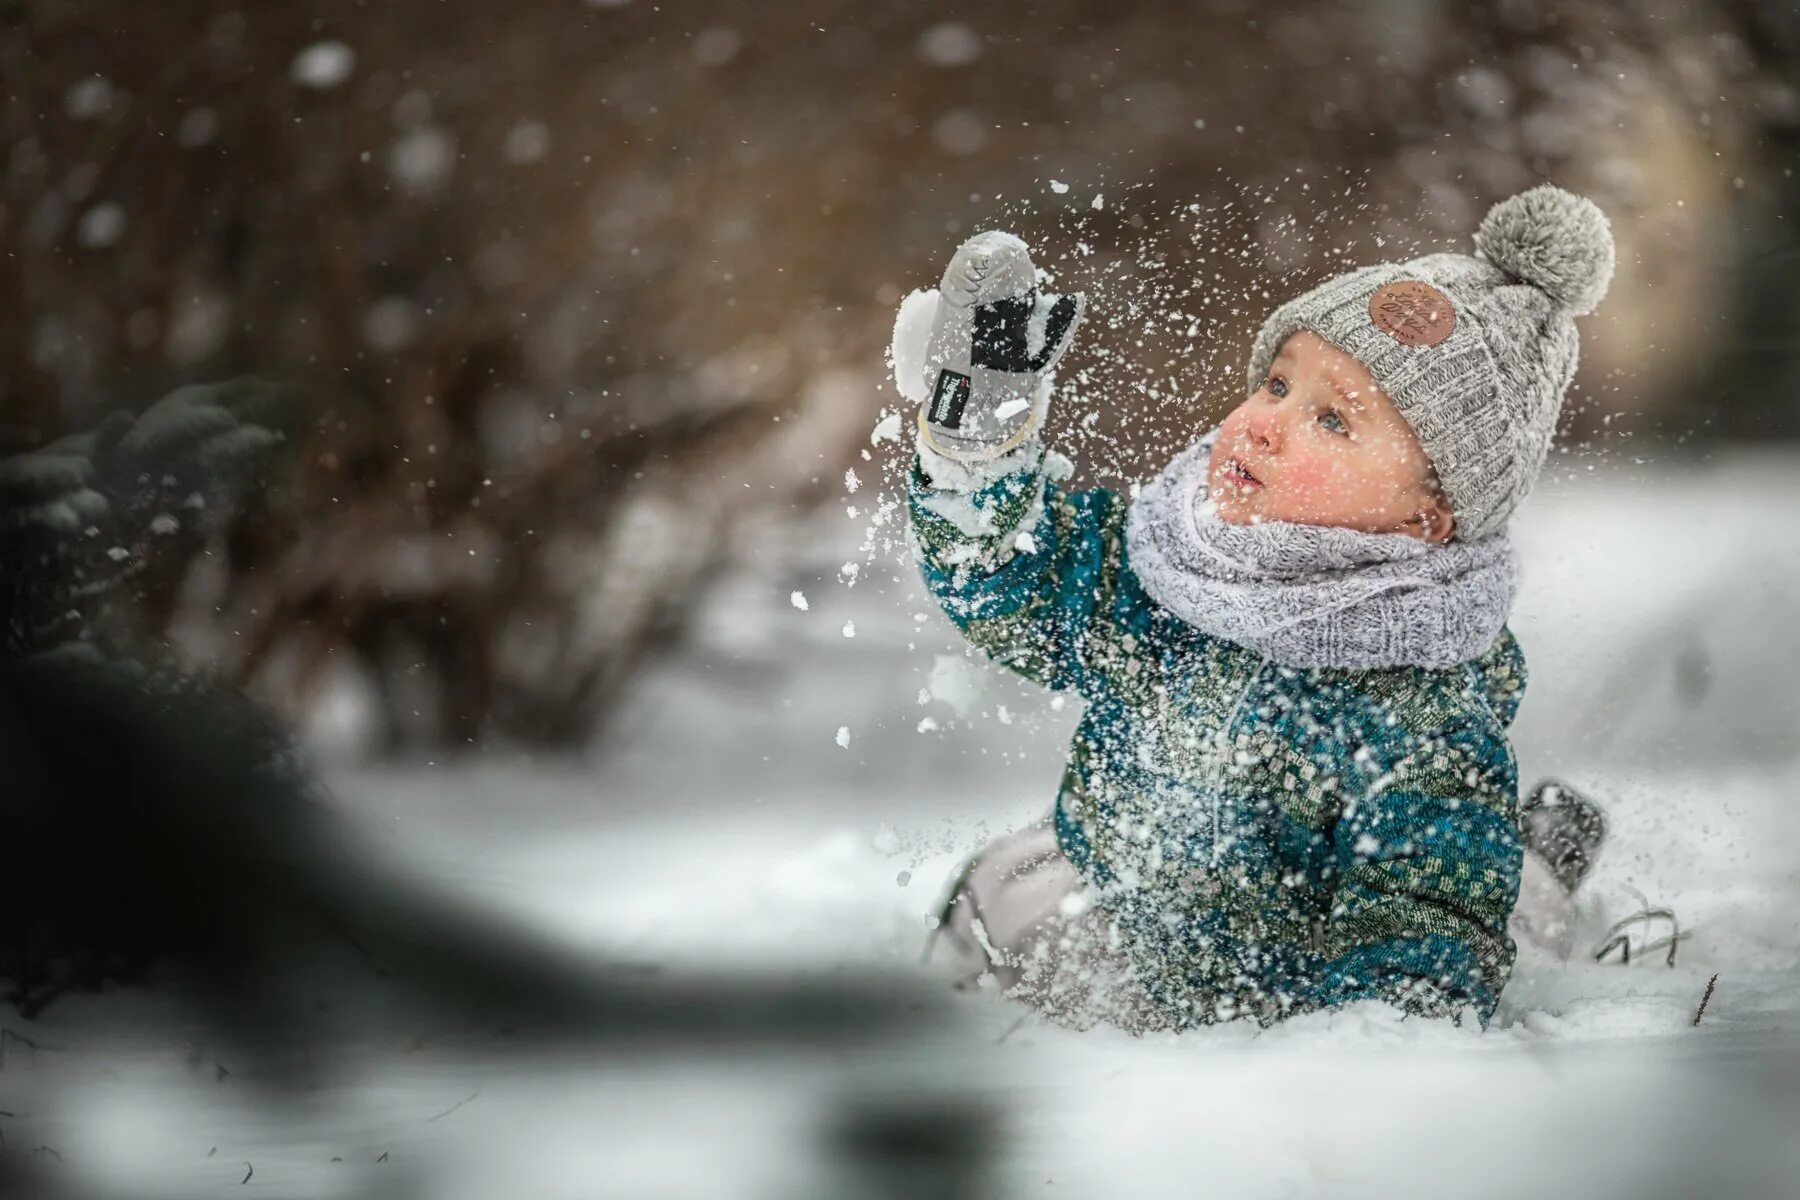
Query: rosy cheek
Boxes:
[
  {"xmin": 1272, "ymin": 453, "xmax": 1337, "ymax": 496},
  {"xmin": 1209, "ymin": 405, "xmax": 1252, "ymax": 466}
]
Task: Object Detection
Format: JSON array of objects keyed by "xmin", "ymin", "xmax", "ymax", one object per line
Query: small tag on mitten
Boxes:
[{"xmin": 928, "ymin": 369, "xmax": 972, "ymax": 429}]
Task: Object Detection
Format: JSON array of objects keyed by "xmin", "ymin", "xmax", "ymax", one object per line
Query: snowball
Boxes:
[
  {"xmin": 844, "ymin": 467, "xmax": 861, "ymax": 493},
  {"xmin": 789, "ymin": 590, "xmax": 809, "ymax": 611},
  {"xmin": 993, "ymin": 397, "xmax": 1031, "ymax": 421},
  {"xmin": 870, "ymin": 411, "xmax": 903, "ymax": 444},
  {"xmin": 1049, "ymin": 179, "xmax": 1070, "ymax": 195},
  {"xmin": 1091, "ymin": 192, "xmax": 1105, "ymax": 210},
  {"xmin": 841, "ymin": 620, "xmax": 855, "ymax": 639},
  {"xmin": 291, "ymin": 41, "xmax": 357, "ymax": 90},
  {"xmin": 834, "ymin": 725, "xmax": 851, "ymax": 749},
  {"xmin": 1013, "ymin": 531, "xmax": 1037, "ymax": 554}
]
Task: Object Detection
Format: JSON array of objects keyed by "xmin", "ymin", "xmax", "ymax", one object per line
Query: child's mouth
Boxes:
[{"xmin": 1222, "ymin": 458, "xmax": 1262, "ymax": 490}]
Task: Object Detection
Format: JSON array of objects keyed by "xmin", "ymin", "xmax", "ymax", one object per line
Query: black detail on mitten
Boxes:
[
  {"xmin": 1030, "ymin": 294, "xmax": 1081, "ymax": 371},
  {"xmin": 972, "ymin": 295, "xmax": 1034, "ymax": 372},
  {"xmin": 971, "ymin": 291, "xmax": 1079, "ymax": 374}
]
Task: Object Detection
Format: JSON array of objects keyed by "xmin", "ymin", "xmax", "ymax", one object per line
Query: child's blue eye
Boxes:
[
  {"xmin": 1319, "ymin": 409, "xmax": 1349, "ymax": 435},
  {"xmin": 1266, "ymin": 376, "xmax": 1288, "ymax": 398}
]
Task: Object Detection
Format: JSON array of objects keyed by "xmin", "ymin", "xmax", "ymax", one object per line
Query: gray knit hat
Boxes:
[{"xmin": 1244, "ymin": 184, "xmax": 1615, "ymax": 541}]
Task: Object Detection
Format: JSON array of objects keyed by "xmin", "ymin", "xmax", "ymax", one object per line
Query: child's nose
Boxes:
[{"xmin": 1245, "ymin": 398, "xmax": 1283, "ymax": 452}]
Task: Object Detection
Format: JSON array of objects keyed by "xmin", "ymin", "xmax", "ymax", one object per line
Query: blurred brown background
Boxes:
[{"xmin": 4, "ymin": 0, "xmax": 1796, "ymax": 751}]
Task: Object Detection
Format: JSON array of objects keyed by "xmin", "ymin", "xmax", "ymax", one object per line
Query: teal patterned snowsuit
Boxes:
[{"xmin": 908, "ymin": 441, "xmax": 1527, "ymax": 1027}]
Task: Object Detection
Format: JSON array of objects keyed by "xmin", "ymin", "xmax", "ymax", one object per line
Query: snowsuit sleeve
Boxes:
[
  {"xmin": 905, "ymin": 433, "xmax": 1158, "ymax": 697},
  {"xmin": 1307, "ymin": 703, "xmax": 1525, "ymax": 1026}
]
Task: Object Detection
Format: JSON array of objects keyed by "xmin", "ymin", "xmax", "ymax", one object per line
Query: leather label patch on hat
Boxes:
[{"xmin": 1369, "ymin": 280, "xmax": 1455, "ymax": 347}]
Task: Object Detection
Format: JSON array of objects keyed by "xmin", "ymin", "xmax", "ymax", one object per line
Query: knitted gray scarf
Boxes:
[{"xmin": 1122, "ymin": 430, "xmax": 1520, "ymax": 669}]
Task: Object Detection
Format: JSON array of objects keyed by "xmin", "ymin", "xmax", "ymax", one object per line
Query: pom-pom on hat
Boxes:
[{"xmin": 1245, "ymin": 183, "xmax": 1615, "ymax": 541}]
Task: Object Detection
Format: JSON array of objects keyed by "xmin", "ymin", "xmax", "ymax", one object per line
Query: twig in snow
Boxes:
[
  {"xmin": 1692, "ymin": 973, "xmax": 1719, "ymax": 1026},
  {"xmin": 1592, "ymin": 906, "xmax": 1690, "ymax": 966},
  {"xmin": 425, "ymin": 1087, "xmax": 482, "ymax": 1122},
  {"xmin": 241, "ymin": 1160, "xmax": 253, "ymax": 1184}
]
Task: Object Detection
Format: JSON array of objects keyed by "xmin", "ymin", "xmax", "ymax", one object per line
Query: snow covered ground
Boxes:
[{"xmin": 8, "ymin": 444, "xmax": 1800, "ymax": 1197}]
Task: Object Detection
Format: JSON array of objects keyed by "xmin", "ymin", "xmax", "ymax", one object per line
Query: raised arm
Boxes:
[{"xmin": 895, "ymin": 232, "xmax": 1159, "ymax": 697}]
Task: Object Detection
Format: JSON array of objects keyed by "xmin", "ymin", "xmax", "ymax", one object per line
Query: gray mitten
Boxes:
[{"xmin": 917, "ymin": 231, "xmax": 1084, "ymax": 462}]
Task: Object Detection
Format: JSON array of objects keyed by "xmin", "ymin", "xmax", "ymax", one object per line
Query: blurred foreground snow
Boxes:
[{"xmin": 8, "ymin": 447, "xmax": 1799, "ymax": 1198}]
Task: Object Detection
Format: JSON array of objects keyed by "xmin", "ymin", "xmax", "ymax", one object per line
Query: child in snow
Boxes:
[{"xmin": 896, "ymin": 184, "xmax": 1615, "ymax": 1031}]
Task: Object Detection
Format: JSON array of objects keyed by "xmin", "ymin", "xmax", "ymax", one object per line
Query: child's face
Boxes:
[{"xmin": 1206, "ymin": 330, "xmax": 1455, "ymax": 543}]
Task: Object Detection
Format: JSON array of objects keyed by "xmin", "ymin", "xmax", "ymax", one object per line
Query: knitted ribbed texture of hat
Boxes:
[{"xmin": 1245, "ymin": 184, "xmax": 1615, "ymax": 541}]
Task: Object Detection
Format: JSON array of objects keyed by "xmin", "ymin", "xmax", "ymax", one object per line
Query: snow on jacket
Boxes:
[{"xmin": 906, "ymin": 438, "xmax": 1527, "ymax": 1028}]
